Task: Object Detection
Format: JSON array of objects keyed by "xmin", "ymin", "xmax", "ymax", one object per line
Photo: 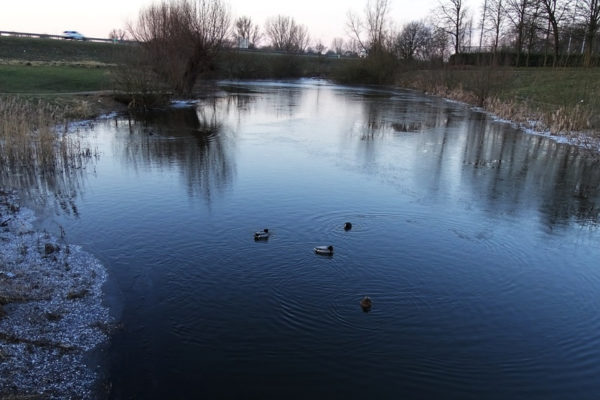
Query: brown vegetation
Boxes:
[
  {"xmin": 396, "ymin": 66, "xmax": 599, "ymax": 139},
  {"xmin": 0, "ymin": 96, "xmax": 97, "ymax": 199},
  {"xmin": 127, "ymin": 0, "xmax": 231, "ymax": 97}
]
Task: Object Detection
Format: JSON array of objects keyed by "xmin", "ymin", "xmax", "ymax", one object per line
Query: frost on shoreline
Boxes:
[
  {"xmin": 439, "ymin": 96, "xmax": 600, "ymax": 153},
  {"xmin": 0, "ymin": 190, "xmax": 111, "ymax": 399}
]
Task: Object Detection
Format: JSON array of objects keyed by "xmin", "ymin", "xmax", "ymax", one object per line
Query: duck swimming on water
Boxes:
[
  {"xmin": 344, "ymin": 222, "xmax": 352, "ymax": 231},
  {"xmin": 314, "ymin": 245, "xmax": 334, "ymax": 255},
  {"xmin": 254, "ymin": 229, "xmax": 270, "ymax": 240},
  {"xmin": 360, "ymin": 296, "xmax": 372, "ymax": 312}
]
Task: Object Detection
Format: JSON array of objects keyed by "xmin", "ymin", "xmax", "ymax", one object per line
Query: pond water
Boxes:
[{"xmin": 29, "ymin": 80, "xmax": 600, "ymax": 398}]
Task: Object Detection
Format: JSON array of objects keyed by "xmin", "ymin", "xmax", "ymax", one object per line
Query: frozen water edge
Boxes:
[
  {"xmin": 0, "ymin": 191, "xmax": 112, "ymax": 399},
  {"xmin": 442, "ymin": 97, "xmax": 600, "ymax": 152}
]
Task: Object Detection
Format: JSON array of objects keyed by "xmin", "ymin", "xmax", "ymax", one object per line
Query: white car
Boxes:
[{"xmin": 63, "ymin": 31, "xmax": 86, "ymax": 41}]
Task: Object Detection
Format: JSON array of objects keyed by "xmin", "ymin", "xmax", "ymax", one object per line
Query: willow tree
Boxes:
[{"xmin": 129, "ymin": 0, "xmax": 231, "ymax": 96}]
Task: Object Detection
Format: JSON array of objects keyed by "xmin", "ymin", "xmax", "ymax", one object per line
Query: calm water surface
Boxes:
[{"xmin": 31, "ymin": 80, "xmax": 600, "ymax": 398}]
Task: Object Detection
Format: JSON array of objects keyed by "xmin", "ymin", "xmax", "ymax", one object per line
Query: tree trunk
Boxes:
[
  {"xmin": 551, "ymin": 20, "xmax": 560, "ymax": 67},
  {"xmin": 516, "ymin": 22, "xmax": 524, "ymax": 66},
  {"xmin": 584, "ymin": 23, "xmax": 598, "ymax": 67}
]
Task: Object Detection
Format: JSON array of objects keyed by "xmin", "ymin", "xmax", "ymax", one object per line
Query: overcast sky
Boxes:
[{"xmin": 1, "ymin": 0, "xmax": 481, "ymax": 46}]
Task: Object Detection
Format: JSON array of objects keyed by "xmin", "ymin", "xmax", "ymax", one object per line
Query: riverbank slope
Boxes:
[{"xmin": 395, "ymin": 67, "xmax": 600, "ymax": 146}]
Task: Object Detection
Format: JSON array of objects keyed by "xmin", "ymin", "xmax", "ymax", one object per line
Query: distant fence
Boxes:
[{"xmin": 0, "ymin": 30, "xmax": 135, "ymax": 44}]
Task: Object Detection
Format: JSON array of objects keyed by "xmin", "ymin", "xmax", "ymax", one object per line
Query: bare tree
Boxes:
[
  {"xmin": 505, "ymin": 0, "xmax": 532, "ymax": 65},
  {"xmin": 488, "ymin": 0, "xmax": 505, "ymax": 53},
  {"xmin": 427, "ymin": 26, "xmax": 451, "ymax": 62},
  {"xmin": 435, "ymin": 0, "xmax": 469, "ymax": 55},
  {"xmin": 524, "ymin": 1, "xmax": 544, "ymax": 64},
  {"xmin": 395, "ymin": 21, "xmax": 432, "ymax": 61},
  {"xmin": 128, "ymin": 0, "xmax": 231, "ymax": 96},
  {"xmin": 314, "ymin": 40, "xmax": 326, "ymax": 54},
  {"xmin": 539, "ymin": 0, "xmax": 573, "ymax": 66},
  {"xmin": 234, "ymin": 16, "xmax": 261, "ymax": 48},
  {"xmin": 331, "ymin": 37, "xmax": 345, "ymax": 54},
  {"xmin": 578, "ymin": 0, "xmax": 600, "ymax": 65},
  {"xmin": 265, "ymin": 15, "xmax": 310, "ymax": 53},
  {"xmin": 346, "ymin": 0, "xmax": 392, "ymax": 55},
  {"xmin": 479, "ymin": 0, "xmax": 490, "ymax": 49},
  {"xmin": 108, "ymin": 28, "xmax": 128, "ymax": 41}
]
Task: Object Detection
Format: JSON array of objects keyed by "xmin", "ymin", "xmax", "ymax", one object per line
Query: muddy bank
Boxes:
[{"xmin": 0, "ymin": 190, "xmax": 112, "ymax": 398}]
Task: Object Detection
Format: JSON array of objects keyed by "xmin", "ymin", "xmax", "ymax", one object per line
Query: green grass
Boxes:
[
  {"xmin": 0, "ymin": 64, "xmax": 111, "ymax": 93},
  {"xmin": 395, "ymin": 66, "xmax": 600, "ymax": 134},
  {"xmin": 0, "ymin": 36, "xmax": 133, "ymax": 64},
  {"xmin": 498, "ymin": 68, "xmax": 600, "ymax": 110}
]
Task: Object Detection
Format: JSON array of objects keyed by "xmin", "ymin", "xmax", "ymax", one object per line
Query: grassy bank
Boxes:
[
  {"xmin": 396, "ymin": 67, "xmax": 600, "ymax": 137},
  {"xmin": 0, "ymin": 36, "xmax": 124, "ymax": 112},
  {"xmin": 0, "ymin": 64, "xmax": 111, "ymax": 93},
  {"xmin": 0, "ymin": 36, "xmax": 132, "ymax": 64}
]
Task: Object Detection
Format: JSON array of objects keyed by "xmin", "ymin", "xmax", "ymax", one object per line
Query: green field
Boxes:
[
  {"xmin": 0, "ymin": 36, "xmax": 132, "ymax": 64},
  {"xmin": 0, "ymin": 64, "xmax": 111, "ymax": 93},
  {"xmin": 499, "ymin": 68, "xmax": 600, "ymax": 110},
  {"xmin": 0, "ymin": 37, "xmax": 121, "ymax": 95}
]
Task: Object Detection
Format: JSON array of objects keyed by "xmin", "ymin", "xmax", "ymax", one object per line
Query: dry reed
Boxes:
[
  {"xmin": 0, "ymin": 96, "xmax": 95, "ymax": 199},
  {"xmin": 397, "ymin": 68, "xmax": 599, "ymax": 141}
]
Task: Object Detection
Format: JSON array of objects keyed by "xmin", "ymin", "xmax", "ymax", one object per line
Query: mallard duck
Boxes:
[
  {"xmin": 360, "ymin": 296, "xmax": 372, "ymax": 311},
  {"xmin": 254, "ymin": 228, "xmax": 270, "ymax": 240},
  {"xmin": 314, "ymin": 245, "xmax": 334, "ymax": 255},
  {"xmin": 344, "ymin": 222, "xmax": 352, "ymax": 231}
]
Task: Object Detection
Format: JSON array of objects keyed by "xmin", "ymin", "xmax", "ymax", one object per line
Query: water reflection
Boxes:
[
  {"xmin": 0, "ymin": 129, "xmax": 97, "ymax": 216},
  {"xmin": 214, "ymin": 83, "xmax": 600, "ymax": 229},
  {"xmin": 34, "ymin": 81, "xmax": 600, "ymax": 399},
  {"xmin": 119, "ymin": 105, "xmax": 234, "ymax": 202},
  {"xmin": 349, "ymin": 93, "xmax": 451, "ymax": 140},
  {"xmin": 460, "ymin": 118, "xmax": 600, "ymax": 228},
  {"xmin": 334, "ymin": 86, "xmax": 600, "ymax": 229}
]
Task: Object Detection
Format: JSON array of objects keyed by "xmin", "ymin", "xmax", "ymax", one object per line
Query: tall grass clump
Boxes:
[{"xmin": 0, "ymin": 96, "xmax": 95, "ymax": 199}]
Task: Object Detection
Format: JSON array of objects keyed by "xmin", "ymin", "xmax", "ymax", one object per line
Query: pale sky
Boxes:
[{"xmin": 1, "ymin": 0, "xmax": 481, "ymax": 46}]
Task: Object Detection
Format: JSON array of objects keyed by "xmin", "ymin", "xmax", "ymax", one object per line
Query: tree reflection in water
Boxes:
[
  {"xmin": 348, "ymin": 92, "xmax": 600, "ymax": 229},
  {"xmin": 0, "ymin": 129, "xmax": 97, "ymax": 217},
  {"xmin": 121, "ymin": 102, "xmax": 234, "ymax": 203}
]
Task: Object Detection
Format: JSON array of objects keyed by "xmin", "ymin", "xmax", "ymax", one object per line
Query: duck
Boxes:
[
  {"xmin": 314, "ymin": 245, "xmax": 334, "ymax": 255},
  {"xmin": 254, "ymin": 228, "xmax": 270, "ymax": 240},
  {"xmin": 360, "ymin": 296, "xmax": 372, "ymax": 312},
  {"xmin": 344, "ymin": 222, "xmax": 352, "ymax": 231}
]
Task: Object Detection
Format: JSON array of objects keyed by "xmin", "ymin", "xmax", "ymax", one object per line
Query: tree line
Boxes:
[
  {"xmin": 344, "ymin": 0, "xmax": 599, "ymax": 67},
  {"xmin": 118, "ymin": 0, "xmax": 600, "ymax": 99}
]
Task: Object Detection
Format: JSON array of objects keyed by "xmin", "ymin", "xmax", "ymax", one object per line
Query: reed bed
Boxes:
[{"xmin": 0, "ymin": 96, "xmax": 95, "ymax": 199}]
